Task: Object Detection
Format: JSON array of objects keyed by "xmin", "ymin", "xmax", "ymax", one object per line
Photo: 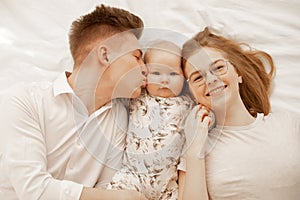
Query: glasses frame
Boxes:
[{"xmin": 187, "ymin": 59, "xmax": 229, "ymax": 87}]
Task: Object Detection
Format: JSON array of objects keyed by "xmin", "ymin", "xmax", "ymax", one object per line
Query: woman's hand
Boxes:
[
  {"xmin": 184, "ymin": 104, "xmax": 211, "ymax": 158},
  {"xmin": 179, "ymin": 104, "xmax": 210, "ymax": 200}
]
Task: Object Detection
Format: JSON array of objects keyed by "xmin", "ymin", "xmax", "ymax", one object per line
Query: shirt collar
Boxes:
[
  {"xmin": 53, "ymin": 71, "xmax": 74, "ymax": 97},
  {"xmin": 53, "ymin": 71, "xmax": 116, "ymax": 117}
]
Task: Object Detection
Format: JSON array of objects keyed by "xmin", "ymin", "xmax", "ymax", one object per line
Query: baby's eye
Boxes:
[
  {"xmin": 170, "ymin": 72, "xmax": 179, "ymax": 76},
  {"xmin": 151, "ymin": 71, "xmax": 160, "ymax": 75}
]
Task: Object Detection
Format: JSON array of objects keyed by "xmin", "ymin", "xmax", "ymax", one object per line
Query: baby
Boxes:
[{"xmin": 107, "ymin": 40, "xmax": 193, "ymax": 200}]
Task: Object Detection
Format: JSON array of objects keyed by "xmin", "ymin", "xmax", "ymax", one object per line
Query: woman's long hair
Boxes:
[{"xmin": 182, "ymin": 27, "xmax": 275, "ymax": 116}]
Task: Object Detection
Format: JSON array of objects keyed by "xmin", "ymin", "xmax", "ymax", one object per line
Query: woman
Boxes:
[{"xmin": 178, "ymin": 27, "xmax": 300, "ymax": 199}]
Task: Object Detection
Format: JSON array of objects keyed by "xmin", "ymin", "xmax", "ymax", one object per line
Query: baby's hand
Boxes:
[{"xmin": 184, "ymin": 104, "xmax": 212, "ymax": 158}]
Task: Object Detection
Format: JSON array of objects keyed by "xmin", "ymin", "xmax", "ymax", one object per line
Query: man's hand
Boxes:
[
  {"xmin": 80, "ymin": 187, "xmax": 148, "ymax": 200},
  {"xmin": 116, "ymin": 190, "xmax": 148, "ymax": 200}
]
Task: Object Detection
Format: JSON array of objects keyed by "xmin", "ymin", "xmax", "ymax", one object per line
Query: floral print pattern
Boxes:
[{"xmin": 108, "ymin": 92, "xmax": 193, "ymax": 200}]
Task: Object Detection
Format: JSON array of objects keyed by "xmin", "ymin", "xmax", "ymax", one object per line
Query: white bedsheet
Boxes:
[{"xmin": 0, "ymin": 0, "xmax": 299, "ymax": 116}]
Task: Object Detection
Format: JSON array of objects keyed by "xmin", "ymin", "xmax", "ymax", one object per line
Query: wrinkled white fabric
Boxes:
[
  {"xmin": 204, "ymin": 112, "xmax": 300, "ymax": 199},
  {"xmin": 0, "ymin": 72, "xmax": 127, "ymax": 199},
  {"xmin": 0, "ymin": 0, "xmax": 299, "ymax": 116}
]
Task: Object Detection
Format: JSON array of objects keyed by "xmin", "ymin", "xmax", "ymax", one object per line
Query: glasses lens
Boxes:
[
  {"xmin": 190, "ymin": 71, "xmax": 205, "ymax": 86},
  {"xmin": 210, "ymin": 60, "xmax": 228, "ymax": 76},
  {"xmin": 188, "ymin": 59, "xmax": 228, "ymax": 87}
]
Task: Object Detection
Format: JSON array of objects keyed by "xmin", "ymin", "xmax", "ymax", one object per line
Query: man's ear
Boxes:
[{"xmin": 97, "ymin": 45, "xmax": 110, "ymax": 66}]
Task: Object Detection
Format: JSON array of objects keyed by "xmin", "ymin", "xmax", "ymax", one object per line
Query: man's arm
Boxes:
[
  {"xmin": 0, "ymin": 87, "xmax": 147, "ymax": 200},
  {"xmin": 64, "ymin": 100, "xmax": 128, "ymax": 188},
  {"xmin": 0, "ymin": 87, "xmax": 83, "ymax": 200},
  {"xmin": 80, "ymin": 187, "xmax": 147, "ymax": 200},
  {"xmin": 94, "ymin": 100, "xmax": 129, "ymax": 188}
]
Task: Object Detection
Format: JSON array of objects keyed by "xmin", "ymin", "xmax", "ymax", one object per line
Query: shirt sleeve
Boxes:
[
  {"xmin": 96, "ymin": 101, "xmax": 128, "ymax": 188},
  {"xmin": 102, "ymin": 100, "xmax": 128, "ymax": 170},
  {"xmin": 64, "ymin": 100, "xmax": 128, "ymax": 188},
  {"xmin": 0, "ymin": 86, "xmax": 83, "ymax": 200}
]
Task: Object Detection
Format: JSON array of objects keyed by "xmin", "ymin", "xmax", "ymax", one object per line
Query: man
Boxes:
[{"xmin": 0, "ymin": 4, "xmax": 148, "ymax": 200}]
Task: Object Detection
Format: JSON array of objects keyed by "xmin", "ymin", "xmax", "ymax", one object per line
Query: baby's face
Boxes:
[{"xmin": 146, "ymin": 51, "xmax": 184, "ymax": 98}]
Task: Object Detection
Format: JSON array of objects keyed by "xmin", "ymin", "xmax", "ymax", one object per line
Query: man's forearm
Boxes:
[{"xmin": 80, "ymin": 187, "xmax": 148, "ymax": 200}]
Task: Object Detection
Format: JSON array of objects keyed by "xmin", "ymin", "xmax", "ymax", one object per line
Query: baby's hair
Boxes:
[
  {"xmin": 144, "ymin": 40, "xmax": 181, "ymax": 63},
  {"xmin": 144, "ymin": 40, "xmax": 191, "ymax": 97}
]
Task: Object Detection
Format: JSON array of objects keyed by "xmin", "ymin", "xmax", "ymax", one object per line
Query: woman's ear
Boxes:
[
  {"xmin": 238, "ymin": 75, "xmax": 242, "ymax": 83},
  {"xmin": 97, "ymin": 45, "xmax": 110, "ymax": 66}
]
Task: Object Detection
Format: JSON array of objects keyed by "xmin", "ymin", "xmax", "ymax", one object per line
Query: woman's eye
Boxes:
[
  {"xmin": 215, "ymin": 65, "xmax": 225, "ymax": 71},
  {"xmin": 170, "ymin": 72, "xmax": 179, "ymax": 76},
  {"xmin": 193, "ymin": 75, "xmax": 203, "ymax": 82},
  {"xmin": 211, "ymin": 61, "xmax": 226, "ymax": 72},
  {"xmin": 151, "ymin": 71, "xmax": 160, "ymax": 75}
]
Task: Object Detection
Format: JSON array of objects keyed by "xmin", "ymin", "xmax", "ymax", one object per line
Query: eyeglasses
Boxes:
[{"xmin": 187, "ymin": 59, "xmax": 229, "ymax": 87}]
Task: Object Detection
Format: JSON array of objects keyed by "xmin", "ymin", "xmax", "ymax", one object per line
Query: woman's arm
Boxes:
[
  {"xmin": 179, "ymin": 157, "xmax": 209, "ymax": 200},
  {"xmin": 178, "ymin": 105, "xmax": 210, "ymax": 200},
  {"xmin": 178, "ymin": 170, "xmax": 186, "ymax": 200}
]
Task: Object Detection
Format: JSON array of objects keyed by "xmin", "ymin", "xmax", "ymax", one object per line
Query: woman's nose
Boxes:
[{"xmin": 205, "ymin": 71, "xmax": 218, "ymax": 85}]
